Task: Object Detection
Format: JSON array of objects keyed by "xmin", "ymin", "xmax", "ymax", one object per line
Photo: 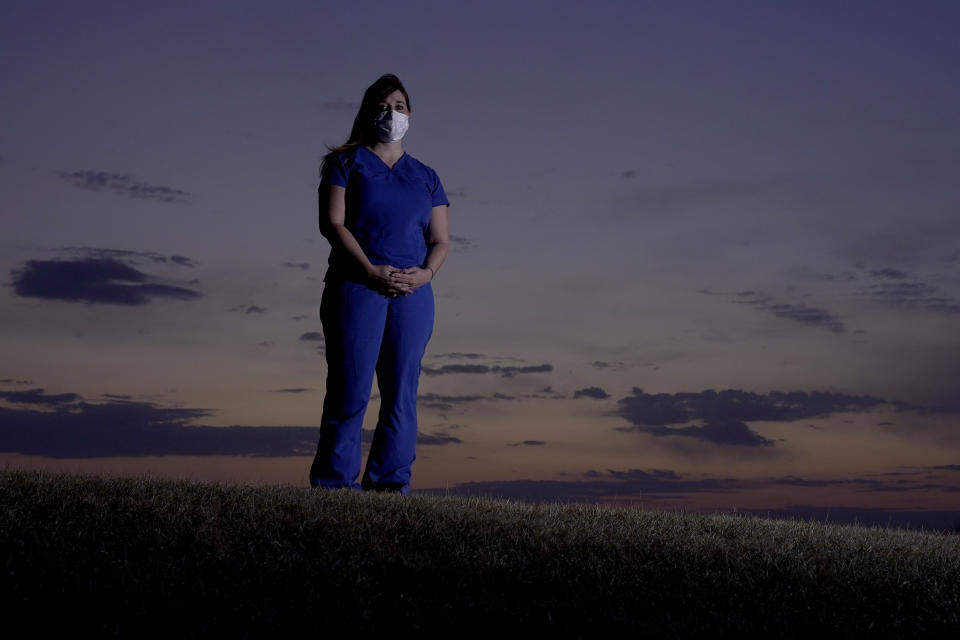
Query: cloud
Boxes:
[
  {"xmin": 613, "ymin": 388, "xmax": 896, "ymax": 447},
  {"xmin": 510, "ymin": 440, "xmax": 546, "ymax": 447},
  {"xmin": 229, "ymin": 304, "xmax": 266, "ymax": 314},
  {"xmin": 770, "ymin": 474, "xmax": 960, "ymax": 494},
  {"xmin": 52, "ymin": 247, "xmax": 197, "ymax": 268},
  {"xmin": 574, "ymin": 386, "xmax": 610, "ymax": 400},
  {"xmin": 170, "ymin": 256, "xmax": 197, "ymax": 267},
  {"xmin": 425, "ymin": 467, "xmax": 743, "ymax": 502},
  {"xmin": 357, "ymin": 428, "xmax": 461, "ymax": 446},
  {"xmin": 422, "ymin": 364, "xmax": 490, "ymax": 375},
  {"xmin": 0, "ymin": 394, "xmax": 326, "ymax": 457},
  {"xmin": 869, "ymin": 268, "xmax": 908, "ymax": 279},
  {"xmin": 731, "ymin": 290, "xmax": 846, "ymax": 333},
  {"xmin": 639, "ymin": 418, "xmax": 775, "ymax": 447},
  {"xmin": 763, "ymin": 303, "xmax": 846, "ymax": 333},
  {"xmin": 9, "ymin": 258, "xmax": 202, "ymax": 306},
  {"xmin": 270, "ymin": 388, "xmax": 312, "ymax": 394},
  {"xmin": 854, "ymin": 279, "xmax": 960, "ymax": 316},
  {"xmin": 421, "ymin": 469, "xmax": 960, "ymax": 530},
  {"xmin": 521, "ymin": 386, "xmax": 567, "ymax": 400},
  {"xmin": 0, "ymin": 388, "xmax": 81, "ymax": 406},
  {"xmin": 427, "ymin": 352, "xmax": 485, "ymax": 359},
  {"xmin": 417, "ymin": 432, "xmax": 462, "ymax": 445},
  {"xmin": 430, "ymin": 422, "xmax": 465, "ymax": 431},
  {"xmin": 771, "ymin": 475, "xmax": 845, "ymax": 487},
  {"xmin": 449, "ymin": 234, "xmax": 476, "ymax": 250},
  {"xmin": 417, "ymin": 392, "xmax": 513, "ymax": 411},
  {"xmin": 282, "ymin": 262, "xmax": 310, "ymax": 270},
  {"xmin": 734, "ymin": 506, "xmax": 960, "ymax": 533},
  {"xmin": 301, "ymin": 330, "xmax": 326, "ymax": 355},
  {"xmin": 421, "ymin": 363, "xmax": 553, "ymax": 377},
  {"xmin": 58, "ymin": 170, "xmax": 190, "ymax": 203},
  {"xmin": 617, "ymin": 387, "xmax": 893, "ymax": 424},
  {"xmin": 787, "ymin": 264, "xmax": 960, "ymax": 318}
]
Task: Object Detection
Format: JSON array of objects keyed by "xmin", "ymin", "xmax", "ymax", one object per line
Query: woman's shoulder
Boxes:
[
  {"xmin": 320, "ymin": 145, "xmax": 361, "ymax": 182},
  {"xmin": 401, "ymin": 152, "xmax": 440, "ymax": 178},
  {"xmin": 328, "ymin": 145, "xmax": 361, "ymax": 166}
]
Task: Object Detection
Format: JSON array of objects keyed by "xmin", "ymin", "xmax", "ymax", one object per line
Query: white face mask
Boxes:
[{"xmin": 374, "ymin": 109, "xmax": 409, "ymax": 142}]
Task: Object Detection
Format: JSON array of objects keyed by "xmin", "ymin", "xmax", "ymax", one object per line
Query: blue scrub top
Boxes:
[{"xmin": 320, "ymin": 146, "xmax": 449, "ymax": 283}]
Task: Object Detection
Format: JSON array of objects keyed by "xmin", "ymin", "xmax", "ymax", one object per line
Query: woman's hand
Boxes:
[
  {"xmin": 389, "ymin": 267, "xmax": 432, "ymax": 294},
  {"xmin": 367, "ymin": 264, "xmax": 412, "ymax": 298}
]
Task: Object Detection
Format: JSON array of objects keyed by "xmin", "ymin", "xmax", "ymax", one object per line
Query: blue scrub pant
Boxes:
[{"xmin": 309, "ymin": 279, "xmax": 434, "ymax": 494}]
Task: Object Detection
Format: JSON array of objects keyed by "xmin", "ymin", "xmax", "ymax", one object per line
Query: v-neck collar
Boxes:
[{"xmin": 361, "ymin": 146, "xmax": 406, "ymax": 171}]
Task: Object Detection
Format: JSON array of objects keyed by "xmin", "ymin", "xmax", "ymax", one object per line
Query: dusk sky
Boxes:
[{"xmin": 3, "ymin": 1, "xmax": 959, "ymax": 529}]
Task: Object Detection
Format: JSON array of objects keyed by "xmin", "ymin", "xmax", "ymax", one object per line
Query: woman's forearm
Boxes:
[
  {"xmin": 423, "ymin": 241, "xmax": 449, "ymax": 277},
  {"xmin": 320, "ymin": 184, "xmax": 375, "ymax": 276},
  {"xmin": 328, "ymin": 222, "xmax": 375, "ymax": 276}
]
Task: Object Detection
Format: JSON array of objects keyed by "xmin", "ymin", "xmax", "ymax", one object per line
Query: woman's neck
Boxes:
[{"xmin": 368, "ymin": 141, "xmax": 404, "ymax": 167}]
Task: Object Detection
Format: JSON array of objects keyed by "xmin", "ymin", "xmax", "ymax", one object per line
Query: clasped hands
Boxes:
[{"xmin": 367, "ymin": 264, "xmax": 432, "ymax": 298}]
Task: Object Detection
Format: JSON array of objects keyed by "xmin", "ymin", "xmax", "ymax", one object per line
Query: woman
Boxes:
[{"xmin": 309, "ymin": 74, "xmax": 450, "ymax": 494}]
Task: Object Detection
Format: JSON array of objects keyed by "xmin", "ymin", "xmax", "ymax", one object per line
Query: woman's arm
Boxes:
[
  {"xmin": 392, "ymin": 204, "xmax": 450, "ymax": 293},
  {"xmin": 319, "ymin": 184, "xmax": 400, "ymax": 292}
]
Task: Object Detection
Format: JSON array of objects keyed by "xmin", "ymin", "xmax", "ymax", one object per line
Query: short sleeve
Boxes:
[
  {"xmin": 430, "ymin": 169, "xmax": 450, "ymax": 208},
  {"xmin": 320, "ymin": 152, "xmax": 349, "ymax": 188}
]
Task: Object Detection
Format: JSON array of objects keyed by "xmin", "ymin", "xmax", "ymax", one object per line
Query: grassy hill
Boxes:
[{"xmin": 1, "ymin": 468, "xmax": 958, "ymax": 636}]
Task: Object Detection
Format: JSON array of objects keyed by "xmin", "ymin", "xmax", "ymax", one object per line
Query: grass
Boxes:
[{"xmin": 2, "ymin": 468, "xmax": 959, "ymax": 637}]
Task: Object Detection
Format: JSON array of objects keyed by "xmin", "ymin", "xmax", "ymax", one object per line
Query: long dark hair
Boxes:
[{"xmin": 320, "ymin": 74, "xmax": 410, "ymax": 179}]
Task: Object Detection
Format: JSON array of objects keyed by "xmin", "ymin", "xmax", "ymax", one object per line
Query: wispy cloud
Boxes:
[
  {"xmin": 417, "ymin": 432, "xmax": 462, "ymax": 445},
  {"xmin": 520, "ymin": 386, "xmax": 567, "ymax": 400},
  {"xmin": 229, "ymin": 304, "xmax": 266, "ymax": 314},
  {"xmin": 574, "ymin": 386, "xmax": 610, "ymax": 400},
  {"xmin": 428, "ymin": 467, "xmax": 744, "ymax": 502},
  {"xmin": 58, "ymin": 170, "xmax": 190, "ymax": 203},
  {"xmin": 785, "ymin": 264, "xmax": 960, "ymax": 317},
  {"xmin": 449, "ymin": 234, "xmax": 476, "ymax": 250},
  {"xmin": 427, "ymin": 352, "xmax": 486, "ymax": 359},
  {"xmin": 771, "ymin": 474, "xmax": 960, "ymax": 493},
  {"xmin": 854, "ymin": 278, "xmax": 960, "ymax": 315},
  {"xmin": 51, "ymin": 246, "xmax": 197, "ymax": 268},
  {"xmin": 730, "ymin": 290, "xmax": 846, "ymax": 333},
  {"xmin": 422, "ymin": 363, "xmax": 553, "ymax": 377},
  {"xmin": 0, "ymin": 388, "xmax": 82, "ymax": 406},
  {"xmin": 417, "ymin": 392, "xmax": 517, "ymax": 411}
]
